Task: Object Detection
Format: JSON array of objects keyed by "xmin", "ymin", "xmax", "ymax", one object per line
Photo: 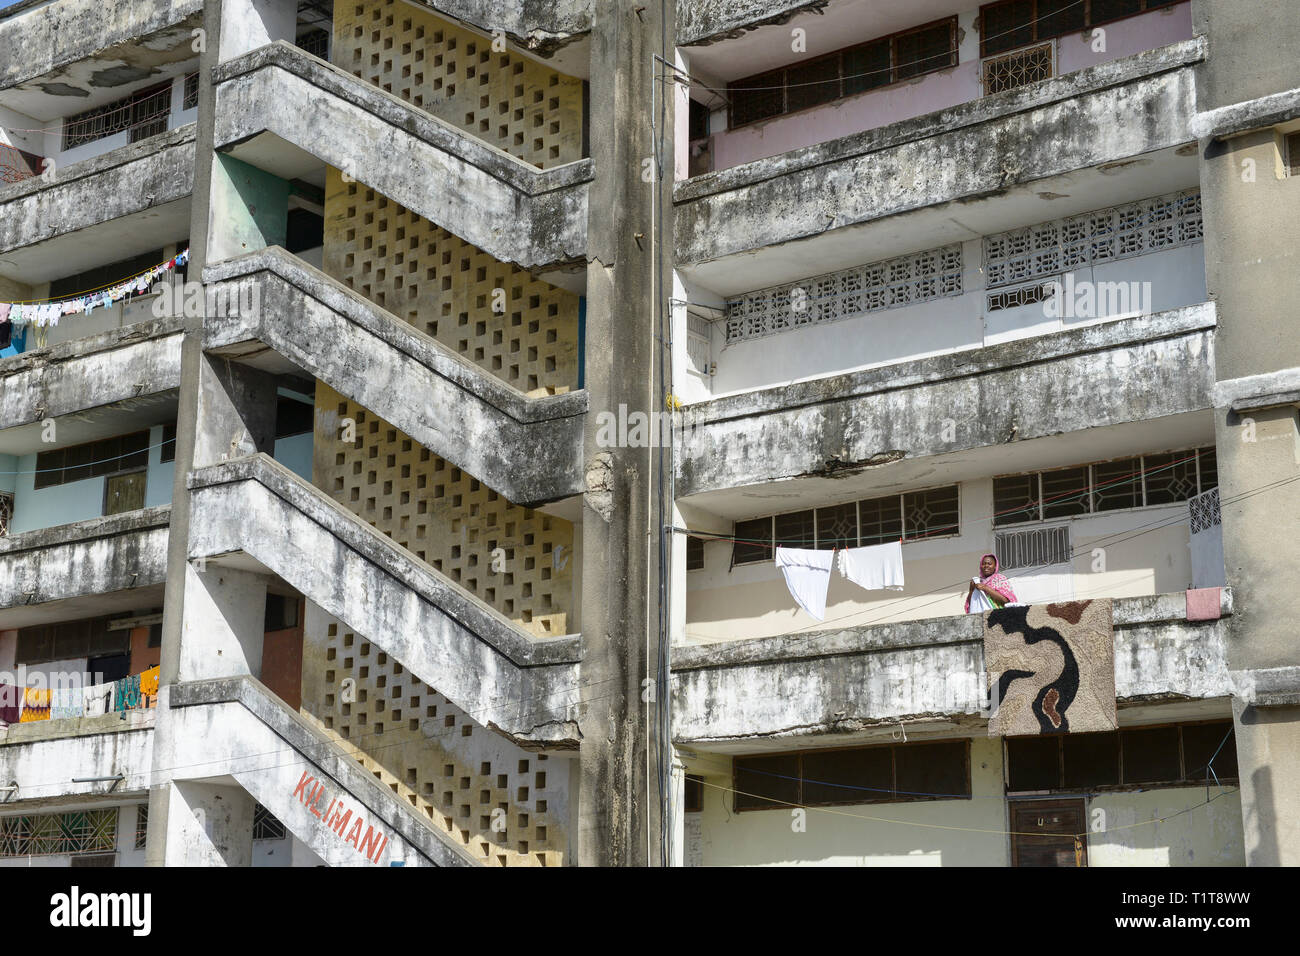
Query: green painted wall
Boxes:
[{"xmin": 209, "ymin": 154, "xmax": 290, "ymax": 262}]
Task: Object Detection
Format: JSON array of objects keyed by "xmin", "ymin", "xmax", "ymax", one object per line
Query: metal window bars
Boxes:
[
  {"xmin": 982, "ymin": 41, "xmax": 1055, "ymax": 95},
  {"xmin": 0, "ymin": 808, "xmax": 117, "ymax": 857},
  {"xmin": 0, "ymin": 492, "xmax": 11, "ymax": 537},
  {"xmin": 63, "ymin": 81, "xmax": 177, "ymax": 151}
]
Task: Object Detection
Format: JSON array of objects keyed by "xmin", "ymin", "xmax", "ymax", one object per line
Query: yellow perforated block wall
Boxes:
[
  {"xmin": 335, "ymin": 0, "xmax": 584, "ymax": 169},
  {"xmin": 323, "ymin": 170, "xmax": 580, "ymax": 397},
  {"xmin": 313, "ymin": 383, "xmax": 574, "ymax": 639},
  {"xmin": 301, "ymin": 611, "xmax": 567, "ymax": 866}
]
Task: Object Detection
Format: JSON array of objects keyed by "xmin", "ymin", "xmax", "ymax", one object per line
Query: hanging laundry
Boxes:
[
  {"xmin": 84, "ymin": 682, "xmax": 113, "ymax": 717},
  {"xmin": 0, "ymin": 318, "xmax": 10, "ymax": 350},
  {"xmin": 113, "ymin": 674, "xmax": 142, "ymax": 714},
  {"xmin": 139, "ymin": 666, "xmax": 160, "ymax": 698},
  {"xmin": 0, "ymin": 683, "xmax": 20, "ymax": 724},
  {"xmin": 20, "ymin": 686, "xmax": 50, "ymax": 722},
  {"xmin": 838, "ymin": 541, "xmax": 904, "ymax": 592},
  {"xmin": 775, "ymin": 546, "xmax": 835, "ymax": 621},
  {"xmin": 50, "ymin": 685, "xmax": 85, "ymax": 720}
]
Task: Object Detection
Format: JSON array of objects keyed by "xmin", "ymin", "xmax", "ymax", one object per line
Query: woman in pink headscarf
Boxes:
[{"xmin": 965, "ymin": 553, "xmax": 1018, "ymax": 613}]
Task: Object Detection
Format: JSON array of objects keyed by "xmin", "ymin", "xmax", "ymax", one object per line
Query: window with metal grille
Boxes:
[
  {"xmin": 183, "ymin": 72, "xmax": 200, "ymax": 110},
  {"xmin": 686, "ymin": 313, "xmax": 711, "ymax": 374},
  {"xmin": 252, "ymin": 804, "xmax": 287, "ymax": 840},
  {"xmin": 987, "ymin": 279, "xmax": 1055, "ymax": 312},
  {"xmin": 729, "ymin": 17, "xmax": 957, "ymax": 128},
  {"xmin": 0, "ymin": 491, "xmax": 11, "ymax": 537},
  {"xmin": 1286, "ymin": 131, "xmax": 1300, "ymax": 177},
  {"xmin": 735, "ymin": 739, "xmax": 969, "ymax": 811},
  {"xmin": 980, "ymin": 0, "xmax": 1180, "ymax": 59},
  {"xmin": 992, "ymin": 446, "xmax": 1217, "ymax": 526},
  {"xmin": 34, "ymin": 430, "xmax": 150, "ymax": 490},
  {"xmin": 731, "ymin": 486, "xmax": 958, "ymax": 565},
  {"xmin": 134, "ymin": 804, "xmax": 148, "ymax": 849},
  {"xmin": 1006, "ymin": 719, "xmax": 1236, "ymax": 792},
  {"xmin": 724, "ymin": 244, "xmax": 963, "ymax": 344},
  {"xmin": 995, "ymin": 524, "xmax": 1072, "ymax": 572},
  {"xmin": 982, "ymin": 41, "xmax": 1054, "ymax": 95},
  {"xmin": 63, "ymin": 83, "xmax": 172, "ymax": 150},
  {"xmin": 984, "ymin": 190, "xmax": 1203, "ymax": 290},
  {"xmin": 0, "ymin": 808, "xmax": 117, "ymax": 857},
  {"xmin": 296, "ymin": 28, "xmax": 330, "ymax": 60},
  {"xmin": 686, "ymin": 535, "xmax": 705, "ymax": 571}
]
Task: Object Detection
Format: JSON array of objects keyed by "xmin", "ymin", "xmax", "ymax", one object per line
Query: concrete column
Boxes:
[
  {"xmin": 179, "ymin": 565, "xmax": 268, "ymax": 682},
  {"xmin": 578, "ymin": 0, "xmax": 675, "ymax": 866},
  {"xmin": 668, "ymin": 753, "xmax": 686, "ymax": 867},
  {"xmin": 164, "ymin": 780, "xmax": 256, "ymax": 866},
  {"xmin": 218, "ymin": 0, "xmax": 298, "ymax": 63},
  {"xmin": 1195, "ymin": 0, "xmax": 1300, "ymax": 865}
]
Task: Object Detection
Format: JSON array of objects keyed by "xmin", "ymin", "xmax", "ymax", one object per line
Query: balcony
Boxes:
[
  {"xmin": 674, "ymin": 37, "xmax": 1203, "ymax": 277},
  {"xmin": 672, "ymin": 589, "xmax": 1232, "ymax": 744}
]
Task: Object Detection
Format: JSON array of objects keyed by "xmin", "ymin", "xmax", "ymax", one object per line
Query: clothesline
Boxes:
[
  {"xmin": 0, "ymin": 247, "xmax": 189, "ymax": 330},
  {"xmin": 0, "ymin": 666, "xmax": 160, "ymax": 725}
]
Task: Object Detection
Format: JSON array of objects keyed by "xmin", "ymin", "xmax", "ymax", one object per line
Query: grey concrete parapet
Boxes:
[
  {"xmin": 0, "ymin": 318, "xmax": 183, "ymax": 431},
  {"xmin": 1211, "ymin": 366, "xmax": 1300, "ymax": 413},
  {"xmin": 203, "ymin": 248, "xmax": 585, "ymax": 506},
  {"xmin": 0, "ymin": 506, "xmax": 171, "ymax": 613},
  {"xmin": 1190, "ymin": 86, "xmax": 1300, "ymax": 140},
  {"xmin": 411, "ymin": 0, "xmax": 590, "ymax": 51},
  {"xmin": 186, "ymin": 455, "xmax": 581, "ymax": 745},
  {"xmin": 212, "ymin": 41, "xmax": 591, "ymax": 269},
  {"xmin": 675, "ymin": 38, "xmax": 1205, "ymax": 266},
  {"xmin": 677, "ymin": 304, "xmax": 1216, "ymax": 497},
  {"xmin": 672, "ymin": 589, "xmax": 1233, "ymax": 744},
  {"xmin": 677, "ymin": 0, "xmax": 827, "ymax": 47},
  {"xmin": 0, "ymin": 124, "xmax": 195, "ymax": 257},
  {"xmin": 0, "ymin": 0, "xmax": 202, "ymax": 91},
  {"xmin": 167, "ymin": 676, "xmax": 477, "ymax": 866},
  {"xmin": 0, "ymin": 718, "xmax": 153, "ymax": 806}
]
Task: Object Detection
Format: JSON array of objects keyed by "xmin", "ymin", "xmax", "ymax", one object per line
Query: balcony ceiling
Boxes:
[
  {"xmin": 0, "ymin": 14, "xmax": 202, "ymax": 120},
  {"xmin": 0, "ymin": 390, "xmax": 180, "ymax": 459}
]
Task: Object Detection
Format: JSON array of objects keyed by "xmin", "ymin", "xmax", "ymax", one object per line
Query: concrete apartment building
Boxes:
[{"xmin": 0, "ymin": 0, "xmax": 1295, "ymax": 867}]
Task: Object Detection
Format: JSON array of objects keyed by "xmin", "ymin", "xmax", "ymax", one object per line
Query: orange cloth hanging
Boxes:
[
  {"xmin": 139, "ymin": 666, "xmax": 160, "ymax": 698},
  {"xmin": 19, "ymin": 687, "xmax": 50, "ymax": 722}
]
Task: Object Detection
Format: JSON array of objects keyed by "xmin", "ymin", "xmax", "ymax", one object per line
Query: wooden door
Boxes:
[
  {"xmin": 104, "ymin": 469, "xmax": 147, "ymax": 515},
  {"xmin": 1010, "ymin": 798, "xmax": 1087, "ymax": 867}
]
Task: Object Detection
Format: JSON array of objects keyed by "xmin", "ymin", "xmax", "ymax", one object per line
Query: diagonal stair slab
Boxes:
[
  {"xmin": 203, "ymin": 248, "xmax": 585, "ymax": 506},
  {"xmin": 212, "ymin": 41, "xmax": 591, "ymax": 270},
  {"xmin": 165, "ymin": 676, "xmax": 477, "ymax": 866},
  {"xmin": 186, "ymin": 455, "xmax": 582, "ymax": 747}
]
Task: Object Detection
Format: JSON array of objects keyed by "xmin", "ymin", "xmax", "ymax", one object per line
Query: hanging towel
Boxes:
[
  {"xmin": 0, "ymin": 683, "xmax": 20, "ymax": 724},
  {"xmin": 966, "ymin": 579, "xmax": 998, "ymax": 614},
  {"xmin": 139, "ymin": 666, "xmax": 160, "ymax": 698},
  {"xmin": 50, "ymin": 685, "xmax": 84, "ymax": 720},
  {"xmin": 113, "ymin": 674, "xmax": 142, "ymax": 714},
  {"xmin": 838, "ymin": 541, "xmax": 904, "ymax": 592},
  {"xmin": 20, "ymin": 687, "xmax": 50, "ymax": 722},
  {"xmin": 775, "ymin": 547, "xmax": 835, "ymax": 621},
  {"xmin": 84, "ymin": 682, "xmax": 112, "ymax": 717},
  {"xmin": 1186, "ymin": 587, "xmax": 1222, "ymax": 622}
]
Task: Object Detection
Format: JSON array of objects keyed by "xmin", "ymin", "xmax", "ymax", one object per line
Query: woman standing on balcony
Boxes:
[{"xmin": 965, "ymin": 553, "xmax": 1018, "ymax": 613}]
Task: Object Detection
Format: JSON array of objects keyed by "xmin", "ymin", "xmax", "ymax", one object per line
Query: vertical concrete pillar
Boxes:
[
  {"xmin": 179, "ymin": 565, "xmax": 268, "ymax": 682},
  {"xmin": 668, "ymin": 752, "xmax": 686, "ymax": 867},
  {"xmin": 1195, "ymin": 0, "xmax": 1300, "ymax": 865},
  {"xmin": 578, "ymin": 0, "xmax": 675, "ymax": 866},
  {"xmin": 164, "ymin": 780, "xmax": 256, "ymax": 866}
]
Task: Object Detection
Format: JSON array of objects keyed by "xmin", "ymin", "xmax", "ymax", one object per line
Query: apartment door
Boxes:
[
  {"xmin": 104, "ymin": 470, "xmax": 146, "ymax": 516},
  {"xmin": 1009, "ymin": 798, "xmax": 1087, "ymax": 867}
]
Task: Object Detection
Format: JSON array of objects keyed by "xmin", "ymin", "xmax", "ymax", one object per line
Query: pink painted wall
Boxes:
[
  {"xmin": 1057, "ymin": 1, "xmax": 1192, "ymax": 74},
  {"xmin": 702, "ymin": 2, "xmax": 1193, "ymax": 176}
]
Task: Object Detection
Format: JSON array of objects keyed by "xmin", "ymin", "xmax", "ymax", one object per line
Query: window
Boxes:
[
  {"xmin": 729, "ymin": 17, "xmax": 957, "ymax": 127},
  {"xmin": 15, "ymin": 617, "xmax": 129, "ymax": 665},
  {"xmin": 296, "ymin": 28, "xmax": 330, "ymax": 60},
  {"xmin": 982, "ymin": 42, "xmax": 1055, "ymax": 96},
  {"xmin": 183, "ymin": 72, "xmax": 200, "ymax": 110},
  {"xmin": 1005, "ymin": 720, "xmax": 1237, "ymax": 792},
  {"xmin": 734, "ymin": 739, "xmax": 969, "ymax": 811},
  {"xmin": 63, "ymin": 82, "xmax": 172, "ymax": 150},
  {"xmin": 286, "ymin": 208, "xmax": 325, "ymax": 253},
  {"xmin": 688, "ymin": 97, "xmax": 710, "ymax": 142},
  {"xmin": 0, "ymin": 808, "xmax": 117, "ymax": 857},
  {"xmin": 684, "ymin": 775, "xmax": 705, "ymax": 813},
  {"xmin": 725, "ymin": 244, "xmax": 963, "ymax": 344},
  {"xmin": 34, "ymin": 430, "xmax": 150, "ymax": 490},
  {"xmin": 134, "ymin": 804, "xmax": 149, "ymax": 849},
  {"xmin": 732, "ymin": 486, "xmax": 959, "ymax": 565},
  {"xmin": 992, "ymin": 446, "xmax": 1217, "ymax": 526},
  {"xmin": 264, "ymin": 593, "xmax": 300, "ymax": 632},
  {"xmin": 686, "ymin": 535, "xmax": 705, "ymax": 571},
  {"xmin": 275, "ymin": 396, "xmax": 314, "ymax": 439},
  {"xmin": 980, "ymin": 0, "xmax": 1179, "ymax": 58},
  {"xmin": 160, "ymin": 423, "xmax": 177, "ymax": 463},
  {"xmin": 252, "ymin": 804, "xmax": 287, "ymax": 841},
  {"xmin": 1286, "ymin": 131, "xmax": 1300, "ymax": 178},
  {"xmin": 0, "ymin": 491, "xmax": 11, "ymax": 537}
]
